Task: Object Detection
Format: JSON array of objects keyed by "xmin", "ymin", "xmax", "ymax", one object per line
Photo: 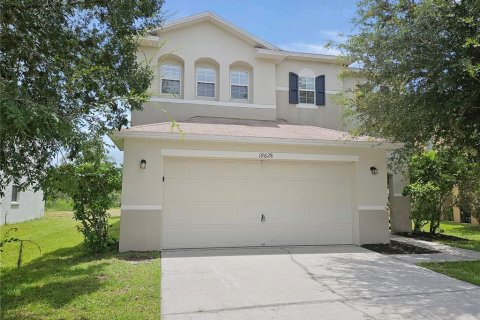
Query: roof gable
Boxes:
[{"xmin": 150, "ymin": 11, "xmax": 278, "ymax": 51}]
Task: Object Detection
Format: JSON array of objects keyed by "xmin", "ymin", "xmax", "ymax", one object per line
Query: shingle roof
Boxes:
[{"xmin": 122, "ymin": 117, "xmax": 380, "ymax": 143}]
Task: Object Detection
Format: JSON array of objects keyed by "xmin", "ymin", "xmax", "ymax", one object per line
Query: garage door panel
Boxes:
[
  {"xmin": 236, "ymin": 204, "xmax": 264, "ymax": 223},
  {"xmin": 162, "ymin": 203, "xmax": 190, "ymax": 224},
  {"xmin": 164, "ymin": 159, "xmax": 191, "ymax": 177},
  {"xmin": 189, "ymin": 160, "xmax": 215, "ymax": 177},
  {"xmin": 213, "ymin": 181, "xmax": 239, "ymax": 201},
  {"xmin": 326, "ymin": 182, "xmax": 352, "ymax": 204},
  {"xmin": 163, "ymin": 158, "xmax": 354, "ymax": 249},
  {"xmin": 236, "ymin": 180, "xmax": 263, "ymax": 202},
  {"xmin": 164, "ymin": 179, "xmax": 189, "ymax": 202},
  {"xmin": 189, "ymin": 180, "xmax": 215, "ymax": 201},
  {"xmin": 286, "ymin": 181, "xmax": 315, "ymax": 202},
  {"xmin": 262, "ymin": 162, "xmax": 286, "ymax": 178},
  {"xmin": 263, "ymin": 180, "xmax": 288, "ymax": 201},
  {"xmin": 326, "ymin": 164, "xmax": 352, "ymax": 181},
  {"xmin": 216, "ymin": 160, "xmax": 261, "ymax": 178}
]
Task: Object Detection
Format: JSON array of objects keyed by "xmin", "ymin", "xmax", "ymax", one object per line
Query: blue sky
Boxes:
[
  {"xmin": 162, "ymin": 0, "xmax": 358, "ymax": 55},
  {"xmin": 108, "ymin": 1, "xmax": 359, "ymax": 163}
]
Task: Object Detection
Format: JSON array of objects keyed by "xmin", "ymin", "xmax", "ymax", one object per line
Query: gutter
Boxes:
[{"xmin": 109, "ymin": 131, "xmax": 402, "ymax": 151}]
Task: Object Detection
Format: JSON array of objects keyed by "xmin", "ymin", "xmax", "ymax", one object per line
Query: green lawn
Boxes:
[
  {"xmin": 418, "ymin": 221, "xmax": 480, "ymax": 286},
  {"xmin": 424, "ymin": 220, "xmax": 480, "ymax": 252},
  {"xmin": 0, "ymin": 210, "xmax": 160, "ymax": 320},
  {"xmin": 420, "ymin": 261, "xmax": 480, "ymax": 286}
]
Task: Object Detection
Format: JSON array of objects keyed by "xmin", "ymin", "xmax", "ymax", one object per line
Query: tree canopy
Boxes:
[
  {"xmin": 340, "ymin": 0, "xmax": 480, "ymax": 158},
  {"xmin": 0, "ymin": 0, "xmax": 164, "ymax": 195}
]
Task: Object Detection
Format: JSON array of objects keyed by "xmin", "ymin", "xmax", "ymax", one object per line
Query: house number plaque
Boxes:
[{"xmin": 259, "ymin": 152, "xmax": 274, "ymax": 159}]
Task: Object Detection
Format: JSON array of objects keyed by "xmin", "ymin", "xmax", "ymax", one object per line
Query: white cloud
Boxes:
[
  {"xmin": 279, "ymin": 42, "xmax": 342, "ymax": 56},
  {"xmin": 318, "ymin": 30, "xmax": 347, "ymax": 43}
]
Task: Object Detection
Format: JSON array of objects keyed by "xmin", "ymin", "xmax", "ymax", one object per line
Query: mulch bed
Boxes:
[
  {"xmin": 362, "ymin": 240, "xmax": 440, "ymax": 255},
  {"xmin": 396, "ymin": 231, "xmax": 471, "ymax": 243}
]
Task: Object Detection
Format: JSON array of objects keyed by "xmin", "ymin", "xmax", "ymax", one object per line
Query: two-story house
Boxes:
[{"xmin": 111, "ymin": 12, "xmax": 411, "ymax": 251}]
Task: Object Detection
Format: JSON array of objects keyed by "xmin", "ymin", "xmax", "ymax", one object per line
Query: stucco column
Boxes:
[
  {"xmin": 219, "ymin": 61, "xmax": 230, "ymax": 102},
  {"xmin": 389, "ymin": 172, "xmax": 412, "ymax": 233},
  {"xmin": 184, "ymin": 61, "xmax": 195, "ymax": 100}
]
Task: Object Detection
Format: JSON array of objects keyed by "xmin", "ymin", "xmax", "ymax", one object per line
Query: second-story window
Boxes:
[
  {"xmin": 160, "ymin": 64, "xmax": 181, "ymax": 95},
  {"xmin": 196, "ymin": 67, "xmax": 216, "ymax": 97},
  {"xmin": 230, "ymin": 70, "xmax": 248, "ymax": 100},
  {"xmin": 298, "ymin": 77, "xmax": 315, "ymax": 104}
]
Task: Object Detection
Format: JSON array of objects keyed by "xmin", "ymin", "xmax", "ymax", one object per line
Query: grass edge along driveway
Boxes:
[
  {"xmin": 419, "ymin": 221, "xmax": 480, "ymax": 287},
  {"xmin": 0, "ymin": 211, "xmax": 161, "ymax": 320}
]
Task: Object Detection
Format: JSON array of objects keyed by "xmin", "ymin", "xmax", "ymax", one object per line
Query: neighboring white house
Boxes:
[
  {"xmin": 0, "ymin": 181, "xmax": 44, "ymax": 225},
  {"xmin": 111, "ymin": 12, "xmax": 411, "ymax": 251}
]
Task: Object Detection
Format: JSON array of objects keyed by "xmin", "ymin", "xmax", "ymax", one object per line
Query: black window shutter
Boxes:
[
  {"xmin": 315, "ymin": 75, "xmax": 326, "ymax": 106},
  {"xmin": 289, "ymin": 72, "xmax": 299, "ymax": 104}
]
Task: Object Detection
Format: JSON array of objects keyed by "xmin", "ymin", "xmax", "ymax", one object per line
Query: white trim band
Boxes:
[
  {"xmin": 150, "ymin": 96, "xmax": 276, "ymax": 109},
  {"xmin": 121, "ymin": 204, "xmax": 163, "ymax": 210},
  {"xmin": 358, "ymin": 205, "xmax": 386, "ymax": 211},
  {"xmin": 161, "ymin": 149, "xmax": 359, "ymax": 162},
  {"xmin": 276, "ymin": 86, "xmax": 340, "ymax": 94}
]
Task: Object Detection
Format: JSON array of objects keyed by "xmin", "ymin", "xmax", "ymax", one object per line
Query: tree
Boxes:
[
  {"xmin": 0, "ymin": 0, "xmax": 164, "ymax": 196},
  {"xmin": 458, "ymin": 163, "xmax": 480, "ymax": 225},
  {"xmin": 403, "ymin": 149, "xmax": 467, "ymax": 235},
  {"xmin": 340, "ymin": 0, "xmax": 480, "ymax": 159},
  {"xmin": 44, "ymin": 139, "xmax": 122, "ymax": 252}
]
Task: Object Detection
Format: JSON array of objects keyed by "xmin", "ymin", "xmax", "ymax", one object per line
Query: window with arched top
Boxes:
[
  {"xmin": 229, "ymin": 61, "xmax": 253, "ymax": 102},
  {"xmin": 159, "ymin": 55, "xmax": 184, "ymax": 97},
  {"xmin": 160, "ymin": 63, "xmax": 181, "ymax": 95},
  {"xmin": 230, "ymin": 70, "xmax": 249, "ymax": 100},
  {"xmin": 195, "ymin": 58, "xmax": 219, "ymax": 99}
]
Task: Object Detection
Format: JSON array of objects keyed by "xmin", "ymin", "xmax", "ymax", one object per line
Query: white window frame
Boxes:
[
  {"xmin": 230, "ymin": 70, "xmax": 249, "ymax": 100},
  {"xmin": 196, "ymin": 67, "xmax": 216, "ymax": 98},
  {"xmin": 11, "ymin": 185, "xmax": 19, "ymax": 203},
  {"xmin": 160, "ymin": 63, "xmax": 181, "ymax": 95},
  {"xmin": 298, "ymin": 76, "xmax": 315, "ymax": 105}
]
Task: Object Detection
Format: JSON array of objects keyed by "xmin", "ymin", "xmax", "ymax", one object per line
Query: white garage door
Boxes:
[{"xmin": 162, "ymin": 158, "xmax": 354, "ymax": 249}]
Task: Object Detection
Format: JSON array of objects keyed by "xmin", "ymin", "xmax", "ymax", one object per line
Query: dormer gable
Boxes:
[{"xmin": 149, "ymin": 11, "xmax": 278, "ymax": 50}]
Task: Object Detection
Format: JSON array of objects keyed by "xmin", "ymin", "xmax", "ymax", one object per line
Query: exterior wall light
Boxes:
[
  {"xmin": 370, "ymin": 166, "xmax": 378, "ymax": 175},
  {"xmin": 140, "ymin": 159, "xmax": 147, "ymax": 169}
]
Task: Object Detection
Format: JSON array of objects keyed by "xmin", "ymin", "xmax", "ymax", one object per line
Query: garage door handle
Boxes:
[{"xmin": 261, "ymin": 214, "xmax": 265, "ymax": 222}]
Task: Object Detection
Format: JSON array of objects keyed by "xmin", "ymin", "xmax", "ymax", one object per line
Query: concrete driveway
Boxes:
[{"xmin": 161, "ymin": 246, "xmax": 480, "ymax": 319}]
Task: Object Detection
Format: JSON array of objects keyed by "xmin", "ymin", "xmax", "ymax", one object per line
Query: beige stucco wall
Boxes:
[
  {"xmin": 388, "ymin": 171, "xmax": 411, "ymax": 233},
  {"xmin": 119, "ymin": 138, "xmax": 390, "ymax": 251},
  {"xmin": 139, "ymin": 21, "xmax": 277, "ymax": 104},
  {"xmin": 0, "ymin": 181, "xmax": 44, "ymax": 225},
  {"xmin": 132, "ymin": 100, "xmax": 276, "ymax": 125},
  {"xmin": 133, "ymin": 19, "xmax": 362, "ymax": 131}
]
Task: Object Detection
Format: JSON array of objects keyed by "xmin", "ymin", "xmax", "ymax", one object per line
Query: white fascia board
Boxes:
[
  {"xmin": 112, "ymin": 131, "xmax": 402, "ymax": 150},
  {"xmin": 276, "ymin": 86, "xmax": 340, "ymax": 94},
  {"xmin": 150, "ymin": 96, "xmax": 276, "ymax": 109},
  {"xmin": 161, "ymin": 149, "xmax": 359, "ymax": 162},
  {"xmin": 138, "ymin": 35, "xmax": 160, "ymax": 47}
]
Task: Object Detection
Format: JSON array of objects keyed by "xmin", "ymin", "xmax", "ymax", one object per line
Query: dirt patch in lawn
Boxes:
[
  {"xmin": 362, "ymin": 240, "xmax": 440, "ymax": 254},
  {"xmin": 119, "ymin": 252, "xmax": 158, "ymax": 264}
]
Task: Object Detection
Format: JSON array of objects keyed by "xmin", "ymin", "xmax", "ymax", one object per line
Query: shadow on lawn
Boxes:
[{"xmin": 0, "ymin": 220, "xmax": 123, "ymax": 318}]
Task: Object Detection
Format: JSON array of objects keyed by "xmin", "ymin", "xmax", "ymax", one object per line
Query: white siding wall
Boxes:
[{"xmin": 0, "ymin": 181, "xmax": 44, "ymax": 225}]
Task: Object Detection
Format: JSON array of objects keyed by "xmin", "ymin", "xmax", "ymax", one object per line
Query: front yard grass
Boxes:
[
  {"xmin": 420, "ymin": 261, "xmax": 480, "ymax": 286},
  {"xmin": 0, "ymin": 210, "xmax": 160, "ymax": 320},
  {"xmin": 417, "ymin": 221, "xmax": 480, "ymax": 286},
  {"xmin": 402, "ymin": 220, "xmax": 480, "ymax": 252}
]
